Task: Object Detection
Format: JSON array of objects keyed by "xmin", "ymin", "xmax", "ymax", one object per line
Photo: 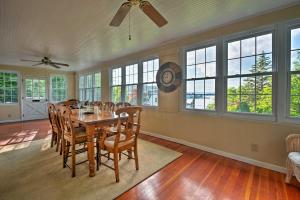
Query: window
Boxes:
[
  {"xmin": 289, "ymin": 27, "xmax": 300, "ymax": 118},
  {"xmin": 79, "ymin": 72, "xmax": 101, "ymax": 102},
  {"xmin": 142, "ymin": 59, "xmax": 159, "ymax": 106},
  {"xmin": 0, "ymin": 72, "xmax": 18, "ymax": 104},
  {"xmin": 226, "ymin": 33, "xmax": 273, "ymax": 115},
  {"xmin": 111, "ymin": 68, "xmax": 122, "ymax": 103},
  {"xmin": 185, "ymin": 46, "xmax": 216, "ymax": 110},
  {"xmin": 125, "ymin": 64, "xmax": 138, "ymax": 105},
  {"xmin": 25, "ymin": 78, "xmax": 46, "ymax": 100},
  {"xmin": 51, "ymin": 75, "xmax": 67, "ymax": 102},
  {"xmin": 94, "ymin": 73, "xmax": 101, "ymax": 101}
]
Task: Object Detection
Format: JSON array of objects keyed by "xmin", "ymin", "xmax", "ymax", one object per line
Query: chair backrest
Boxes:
[
  {"xmin": 57, "ymin": 106, "xmax": 75, "ymax": 140},
  {"xmin": 63, "ymin": 99, "xmax": 79, "ymax": 108},
  {"xmin": 114, "ymin": 106, "xmax": 142, "ymax": 148},
  {"xmin": 103, "ymin": 102, "xmax": 115, "ymax": 112},
  {"xmin": 47, "ymin": 103, "xmax": 60, "ymax": 132},
  {"xmin": 115, "ymin": 102, "xmax": 131, "ymax": 110},
  {"xmin": 93, "ymin": 101, "xmax": 103, "ymax": 109}
]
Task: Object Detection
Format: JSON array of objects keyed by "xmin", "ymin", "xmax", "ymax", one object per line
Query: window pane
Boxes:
[
  {"xmin": 125, "ymin": 85, "xmax": 137, "ymax": 105},
  {"xmin": 241, "ymin": 37, "xmax": 255, "ymax": 57},
  {"xmin": 228, "ymin": 59, "xmax": 240, "ymax": 75},
  {"xmin": 227, "ymin": 78, "xmax": 240, "ymax": 95},
  {"xmin": 196, "ymin": 49, "xmax": 205, "ymax": 63},
  {"xmin": 187, "ymin": 51, "xmax": 195, "ymax": 65},
  {"xmin": 142, "ymin": 83, "xmax": 158, "ymax": 106},
  {"xmin": 195, "ymin": 94, "xmax": 204, "ymax": 109},
  {"xmin": 240, "ymin": 95, "xmax": 255, "ymax": 113},
  {"xmin": 79, "ymin": 76, "xmax": 85, "ymax": 89},
  {"xmin": 291, "ymin": 50, "xmax": 300, "ymax": 71},
  {"xmin": 94, "ymin": 73, "xmax": 101, "ymax": 87},
  {"xmin": 291, "ymin": 28, "xmax": 300, "ymax": 50},
  {"xmin": 256, "ymin": 54, "xmax": 272, "ymax": 73},
  {"xmin": 241, "ymin": 77, "xmax": 255, "ymax": 94},
  {"xmin": 206, "ymin": 46, "xmax": 216, "ymax": 62},
  {"xmin": 111, "ymin": 86, "xmax": 121, "ymax": 103},
  {"xmin": 196, "ymin": 64, "xmax": 205, "ymax": 78},
  {"xmin": 256, "ymin": 75, "xmax": 272, "ymax": 95},
  {"xmin": 227, "ymin": 95, "xmax": 240, "ymax": 112},
  {"xmin": 228, "ymin": 41, "xmax": 240, "ymax": 59},
  {"xmin": 187, "ymin": 65, "xmax": 195, "ymax": 79},
  {"xmin": 0, "ymin": 73, "xmax": 3, "ymax": 88},
  {"xmin": 256, "ymin": 95, "xmax": 272, "ymax": 114},
  {"xmin": 195, "ymin": 80, "xmax": 204, "ymax": 94},
  {"xmin": 186, "ymin": 80, "xmax": 194, "ymax": 94},
  {"xmin": 290, "ymin": 95, "xmax": 300, "ymax": 117},
  {"xmin": 206, "ymin": 62, "xmax": 216, "ymax": 77},
  {"xmin": 256, "ymin": 34, "xmax": 272, "ymax": 54},
  {"xmin": 291, "ymin": 74, "xmax": 300, "ymax": 95},
  {"xmin": 241, "ymin": 56, "xmax": 255, "ymax": 74}
]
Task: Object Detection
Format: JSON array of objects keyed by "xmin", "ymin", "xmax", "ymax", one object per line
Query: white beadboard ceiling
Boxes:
[{"xmin": 0, "ymin": 0, "xmax": 299, "ymax": 71}]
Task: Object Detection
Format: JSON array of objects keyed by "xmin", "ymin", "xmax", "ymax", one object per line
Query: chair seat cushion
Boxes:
[
  {"xmin": 104, "ymin": 134, "xmax": 134, "ymax": 149},
  {"xmin": 289, "ymin": 152, "xmax": 300, "ymax": 166}
]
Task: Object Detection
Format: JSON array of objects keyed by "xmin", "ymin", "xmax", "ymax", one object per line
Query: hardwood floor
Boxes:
[{"xmin": 0, "ymin": 120, "xmax": 300, "ymax": 199}]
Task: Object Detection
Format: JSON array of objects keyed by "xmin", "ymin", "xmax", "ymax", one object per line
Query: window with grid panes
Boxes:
[
  {"xmin": 289, "ymin": 27, "xmax": 300, "ymax": 118},
  {"xmin": 125, "ymin": 64, "xmax": 138, "ymax": 105},
  {"xmin": 0, "ymin": 72, "xmax": 18, "ymax": 104},
  {"xmin": 226, "ymin": 33, "xmax": 273, "ymax": 114},
  {"xmin": 111, "ymin": 68, "xmax": 122, "ymax": 103},
  {"xmin": 51, "ymin": 75, "xmax": 67, "ymax": 102},
  {"xmin": 185, "ymin": 46, "xmax": 216, "ymax": 110},
  {"xmin": 142, "ymin": 59, "xmax": 159, "ymax": 106}
]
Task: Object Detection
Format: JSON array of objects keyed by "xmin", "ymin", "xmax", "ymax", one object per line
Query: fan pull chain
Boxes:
[{"xmin": 128, "ymin": 9, "xmax": 131, "ymax": 40}]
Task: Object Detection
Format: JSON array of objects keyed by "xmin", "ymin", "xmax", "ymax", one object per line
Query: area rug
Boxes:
[{"xmin": 0, "ymin": 138, "xmax": 182, "ymax": 200}]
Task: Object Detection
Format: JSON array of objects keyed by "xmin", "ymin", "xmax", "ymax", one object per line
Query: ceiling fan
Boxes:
[
  {"xmin": 110, "ymin": 0, "xmax": 168, "ymax": 28},
  {"xmin": 20, "ymin": 57, "xmax": 69, "ymax": 69}
]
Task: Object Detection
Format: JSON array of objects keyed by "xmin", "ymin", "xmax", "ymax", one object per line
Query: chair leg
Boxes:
[
  {"xmin": 71, "ymin": 143, "xmax": 76, "ymax": 177},
  {"xmin": 113, "ymin": 152, "xmax": 120, "ymax": 182},
  {"xmin": 65, "ymin": 142, "xmax": 70, "ymax": 167},
  {"xmin": 134, "ymin": 146, "xmax": 139, "ymax": 170},
  {"xmin": 50, "ymin": 132, "xmax": 54, "ymax": 147},
  {"xmin": 62, "ymin": 140, "xmax": 66, "ymax": 168},
  {"xmin": 56, "ymin": 133, "xmax": 61, "ymax": 152},
  {"xmin": 96, "ymin": 138, "xmax": 99, "ymax": 171}
]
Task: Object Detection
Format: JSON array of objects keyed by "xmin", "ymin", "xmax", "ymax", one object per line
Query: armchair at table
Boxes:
[{"xmin": 286, "ymin": 134, "xmax": 300, "ymax": 183}]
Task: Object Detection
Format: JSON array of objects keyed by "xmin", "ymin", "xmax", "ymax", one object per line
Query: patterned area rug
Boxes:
[{"xmin": 0, "ymin": 138, "xmax": 181, "ymax": 200}]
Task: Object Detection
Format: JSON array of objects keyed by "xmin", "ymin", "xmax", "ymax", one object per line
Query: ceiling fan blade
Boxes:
[
  {"xmin": 49, "ymin": 63, "xmax": 61, "ymax": 69},
  {"xmin": 140, "ymin": 1, "xmax": 168, "ymax": 27},
  {"xmin": 51, "ymin": 62, "xmax": 69, "ymax": 67},
  {"xmin": 109, "ymin": 2, "xmax": 132, "ymax": 27},
  {"xmin": 32, "ymin": 62, "xmax": 44, "ymax": 66},
  {"xmin": 21, "ymin": 59, "xmax": 41, "ymax": 62}
]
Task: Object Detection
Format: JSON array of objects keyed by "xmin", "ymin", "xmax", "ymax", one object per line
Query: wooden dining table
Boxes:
[{"xmin": 71, "ymin": 107, "xmax": 127, "ymax": 177}]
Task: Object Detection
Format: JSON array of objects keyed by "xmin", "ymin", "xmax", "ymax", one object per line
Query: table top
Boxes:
[{"xmin": 71, "ymin": 107, "xmax": 127, "ymax": 125}]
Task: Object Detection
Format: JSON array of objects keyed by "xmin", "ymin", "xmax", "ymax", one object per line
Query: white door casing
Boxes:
[{"xmin": 22, "ymin": 77, "xmax": 48, "ymax": 121}]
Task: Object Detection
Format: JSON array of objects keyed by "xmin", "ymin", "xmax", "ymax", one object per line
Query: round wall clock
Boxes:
[{"xmin": 156, "ymin": 62, "xmax": 182, "ymax": 93}]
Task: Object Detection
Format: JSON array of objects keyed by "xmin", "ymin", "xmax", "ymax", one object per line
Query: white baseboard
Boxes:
[
  {"xmin": 142, "ymin": 130, "xmax": 287, "ymax": 174},
  {"xmin": 0, "ymin": 119, "xmax": 21, "ymax": 124}
]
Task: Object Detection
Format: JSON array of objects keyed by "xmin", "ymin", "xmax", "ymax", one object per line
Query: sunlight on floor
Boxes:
[{"xmin": 0, "ymin": 129, "xmax": 38, "ymax": 154}]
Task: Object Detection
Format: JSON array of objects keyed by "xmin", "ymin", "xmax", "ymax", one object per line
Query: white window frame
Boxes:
[
  {"xmin": 109, "ymin": 57, "xmax": 160, "ymax": 107},
  {"xmin": 78, "ymin": 72, "xmax": 102, "ymax": 102},
  {"xmin": 286, "ymin": 19, "xmax": 300, "ymax": 123},
  {"xmin": 223, "ymin": 27, "xmax": 276, "ymax": 121},
  {"xmin": 50, "ymin": 75, "xmax": 68, "ymax": 102},
  {"xmin": 141, "ymin": 58, "xmax": 159, "ymax": 107},
  {"xmin": 0, "ymin": 70, "xmax": 20, "ymax": 105},
  {"xmin": 183, "ymin": 42, "xmax": 218, "ymax": 112}
]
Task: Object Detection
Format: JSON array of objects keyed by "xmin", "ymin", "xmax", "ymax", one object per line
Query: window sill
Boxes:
[{"xmin": 221, "ymin": 112, "xmax": 276, "ymax": 123}]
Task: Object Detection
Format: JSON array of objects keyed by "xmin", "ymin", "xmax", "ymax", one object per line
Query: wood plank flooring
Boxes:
[{"xmin": 0, "ymin": 120, "xmax": 299, "ymax": 200}]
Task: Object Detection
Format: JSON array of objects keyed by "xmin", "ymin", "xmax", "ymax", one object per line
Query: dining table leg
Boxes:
[{"xmin": 86, "ymin": 124, "xmax": 96, "ymax": 177}]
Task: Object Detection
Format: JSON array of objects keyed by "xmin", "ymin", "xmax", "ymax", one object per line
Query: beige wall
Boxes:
[
  {"xmin": 80, "ymin": 5, "xmax": 300, "ymax": 168},
  {"xmin": 0, "ymin": 65, "xmax": 76, "ymax": 121}
]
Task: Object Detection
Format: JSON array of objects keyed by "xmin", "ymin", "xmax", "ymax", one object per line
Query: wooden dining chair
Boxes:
[
  {"xmin": 93, "ymin": 101, "xmax": 103, "ymax": 109},
  {"xmin": 115, "ymin": 102, "xmax": 131, "ymax": 109},
  {"xmin": 97, "ymin": 106, "xmax": 142, "ymax": 182},
  {"xmin": 103, "ymin": 102, "xmax": 115, "ymax": 112},
  {"xmin": 58, "ymin": 106, "xmax": 88, "ymax": 177},
  {"xmin": 47, "ymin": 103, "xmax": 61, "ymax": 152}
]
